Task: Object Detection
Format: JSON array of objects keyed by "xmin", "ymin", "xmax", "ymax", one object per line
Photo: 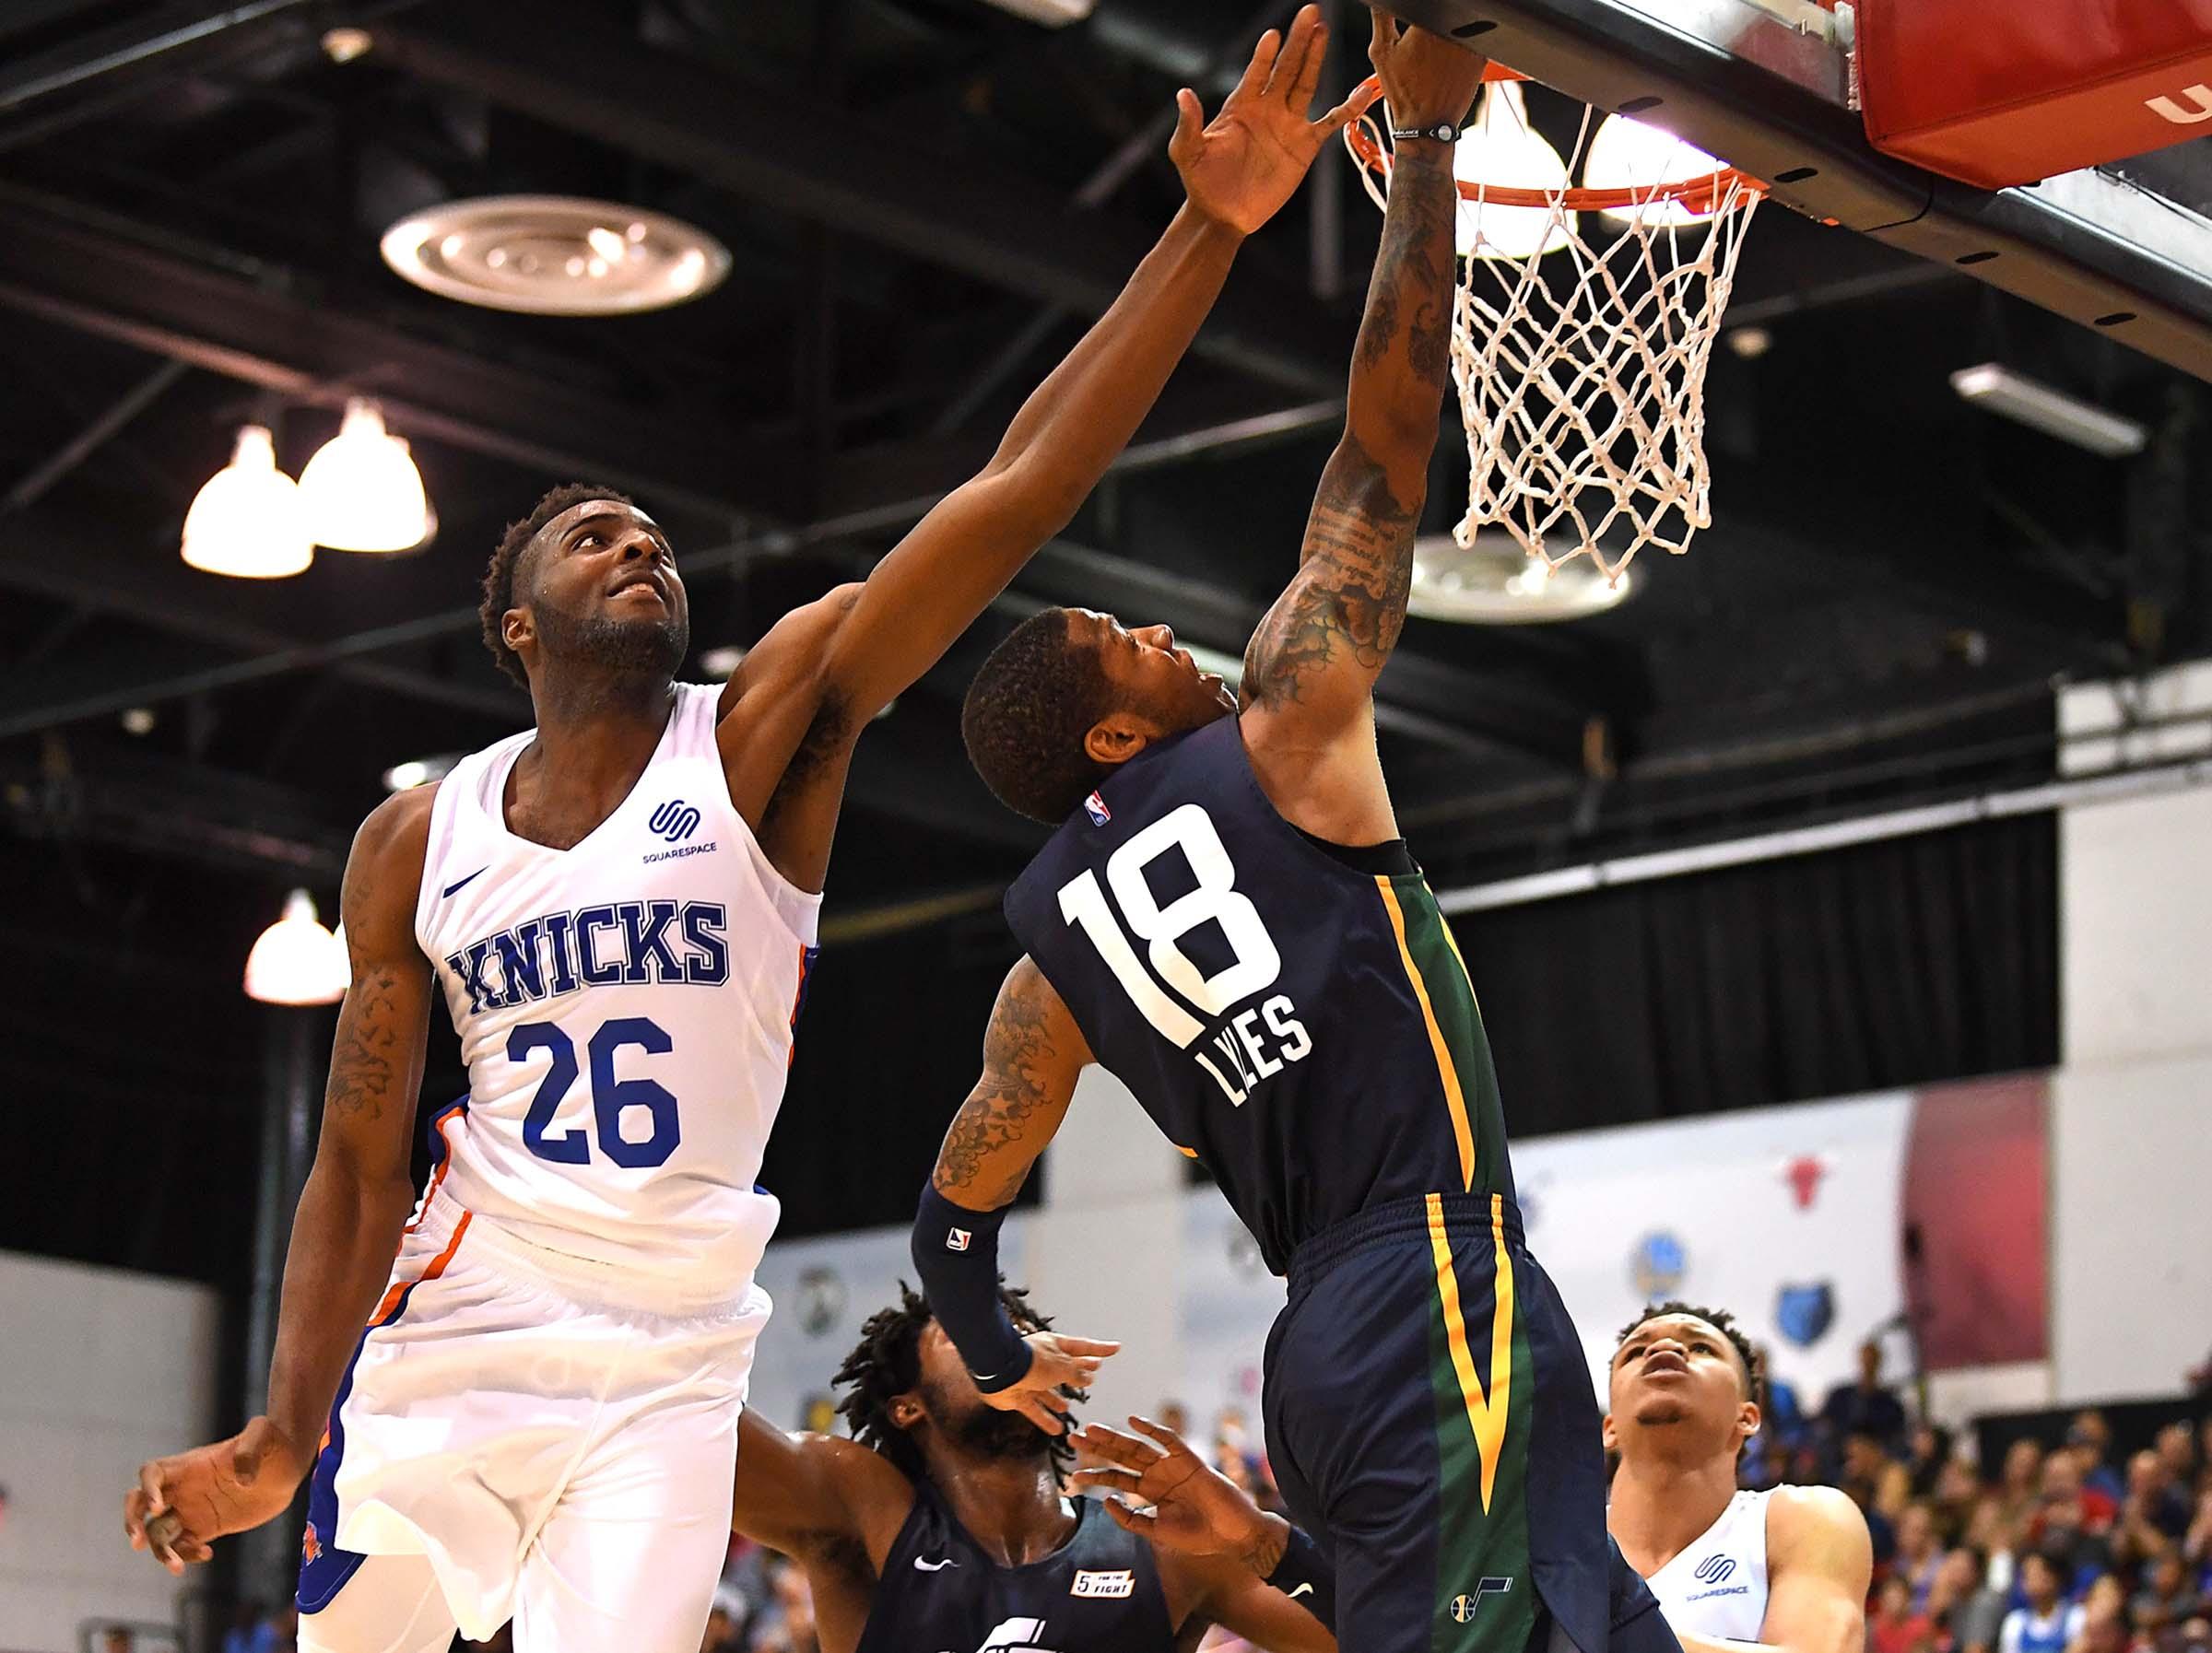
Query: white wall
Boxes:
[
  {"xmin": 0, "ymin": 1252, "xmax": 219, "ymax": 1653},
  {"xmin": 2049, "ymin": 1053, "xmax": 2212, "ymax": 1403}
]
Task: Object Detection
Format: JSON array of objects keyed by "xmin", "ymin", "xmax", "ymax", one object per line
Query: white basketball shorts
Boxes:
[{"xmin": 295, "ymin": 1194, "xmax": 769, "ymax": 1653}]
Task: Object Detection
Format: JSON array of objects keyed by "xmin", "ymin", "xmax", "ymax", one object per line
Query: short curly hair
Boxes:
[
  {"xmin": 1617, "ymin": 1300, "xmax": 1765, "ymax": 1412},
  {"xmin": 833, "ymin": 1281, "xmax": 1071, "ymax": 1485},
  {"xmin": 478, "ymin": 482, "xmax": 633, "ymax": 688},
  {"xmin": 960, "ymin": 608, "xmax": 1118, "ymax": 825}
]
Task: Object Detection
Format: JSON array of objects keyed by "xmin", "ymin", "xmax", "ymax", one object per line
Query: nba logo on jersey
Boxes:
[{"xmin": 1082, "ymin": 791, "xmax": 1112, "ymax": 826}]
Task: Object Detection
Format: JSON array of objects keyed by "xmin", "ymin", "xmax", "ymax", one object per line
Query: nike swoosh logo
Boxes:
[
  {"xmin": 1288, "ymin": 1584, "xmax": 1313, "ymax": 1600},
  {"xmin": 441, "ymin": 866, "xmax": 488, "ymax": 898},
  {"xmin": 913, "ymin": 1557, "xmax": 958, "ymax": 1572}
]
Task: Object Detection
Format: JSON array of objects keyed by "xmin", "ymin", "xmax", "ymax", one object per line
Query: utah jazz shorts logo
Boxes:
[
  {"xmin": 649, "ymin": 800, "xmax": 701, "ymax": 843},
  {"xmin": 1451, "ymin": 1578, "xmax": 1515, "ymax": 1621}
]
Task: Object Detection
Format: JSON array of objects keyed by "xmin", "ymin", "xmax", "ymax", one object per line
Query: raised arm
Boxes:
[
  {"xmin": 1072, "ymin": 1416, "xmax": 1338, "ymax": 1650},
  {"xmin": 758, "ymin": 6, "xmax": 1374, "ymax": 725},
  {"xmin": 731, "ymin": 1408, "xmax": 910, "ymax": 1561},
  {"xmin": 125, "ymin": 790, "xmax": 436, "ymax": 1571},
  {"xmin": 912, "ymin": 956, "xmax": 1116, "ymax": 1432},
  {"xmin": 1239, "ymin": 17, "xmax": 1485, "ymax": 843}
]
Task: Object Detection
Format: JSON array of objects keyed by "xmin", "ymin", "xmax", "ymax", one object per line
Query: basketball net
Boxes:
[{"xmin": 1345, "ymin": 79, "xmax": 1762, "ymax": 582}]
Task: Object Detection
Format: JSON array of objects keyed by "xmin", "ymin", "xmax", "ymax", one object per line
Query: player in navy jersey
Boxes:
[
  {"xmin": 908, "ymin": 13, "xmax": 1685, "ymax": 1653},
  {"xmin": 120, "ymin": 17, "xmax": 1377, "ymax": 1652},
  {"xmin": 728, "ymin": 1284, "xmax": 1331, "ymax": 1653}
]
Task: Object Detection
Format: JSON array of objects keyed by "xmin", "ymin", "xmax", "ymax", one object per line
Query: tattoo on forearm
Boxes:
[
  {"xmin": 327, "ymin": 965, "xmax": 400, "ymax": 1120},
  {"xmin": 1241, "ymin": 149, "xmax": 1454, "ymax": 712},
  {"xmin": 933, "ymin": 983, "xmax": 1060, "ymax": 1207},
  {"xmin": 1352, "ymin": 147, "xmax": 1455, "ymax": 397},
  {"xmin": 1241, "ymin": 1518, "xmax": 1289, "ymax": 1577},
  {"xmin": 1241, "ymin": 441, "xmax": 1420, "ymax": 709}
]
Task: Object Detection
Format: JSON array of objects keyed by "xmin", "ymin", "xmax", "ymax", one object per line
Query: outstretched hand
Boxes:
[
  {"xmin": 1171, "ymin": 4, "xmax": 1382, "ymax": 237},
  {"xmin": 975, "ymin": 1330, "xmax": 1121, "ymax": 1436},
  {"xmin": 1070, "ymin": 1414, "xmax": 1284, "ymax": 1567},
  {"xmin": 124, "ymin": 1416, "xmax": 309, "ymax": 1576}
]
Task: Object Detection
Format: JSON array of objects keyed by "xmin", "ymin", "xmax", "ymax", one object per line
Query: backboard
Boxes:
[{"xmin": 1382, "ymin": 0, "xmax": 2212, "ymax": 383}]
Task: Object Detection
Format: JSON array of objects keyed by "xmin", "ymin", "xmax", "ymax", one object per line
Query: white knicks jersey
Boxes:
[
  {"xmin": 1647, "ymin": 1488, "xmax": 1773, "ymax": 1644},
  {"xmin": 413, "ymin": 682, "xmax": 821, "ymax": 1302}
]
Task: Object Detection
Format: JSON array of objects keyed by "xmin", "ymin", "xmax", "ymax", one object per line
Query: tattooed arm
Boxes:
[
  {"xmin": 1238, "ymin": 17, "xmax": 1484, "ymax": 845},
  {"xmin": 912, "ymin": 957, "xmax": 1117, "ymax": 1434},
  {"xmin": 930, "ymin": 955, "xmax": 1092, "ymax": 1211},
  {"xmin": 126, "ymin": 788, "xmax": 435, "ymax": 1572}
]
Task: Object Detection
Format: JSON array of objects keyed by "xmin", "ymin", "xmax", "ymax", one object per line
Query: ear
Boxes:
[
  {"xmin": 1736, "ymin": 1398, "xmax": 1762, "ymax": 1448},
  {"xmin": 1082, "ymin": 713, "xmax": 1154, "ymax": 768},
  {"xmin": 1601, "ymin": 1409, "xmax": 1619, "ymax": 1454},
  {"xmin": 502, "ymin": 605, "xmax": 536, "ymax": 662},
  {"xmin": 888, "ymin": 1391, "xmax": 925, "ymax": 1432}
]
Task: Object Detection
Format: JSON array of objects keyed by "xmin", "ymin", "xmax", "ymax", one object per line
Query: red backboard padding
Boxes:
[{"xmin": 1857, "ymin": 0, "xmax": 2212, "ymax": 191}]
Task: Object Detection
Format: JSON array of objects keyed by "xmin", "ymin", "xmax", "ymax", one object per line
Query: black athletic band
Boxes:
[
  {"xmin": 1264, "ymin": 1521, "xmax": 1337, "ymax": 1627},
  {"xmin": 911, "ymin": 1184, "xmax": 1032, "ymax": 1393},
  {"xmin": 1392, "ymin": 122, "xmax": 1461, "ymax": 144}
]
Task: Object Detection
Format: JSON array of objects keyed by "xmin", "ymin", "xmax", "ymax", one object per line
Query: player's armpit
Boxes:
[
  {"xmin": 731, "ymin": 1409, "xmax": 912, "ymax": 1565},
  {"xmin": 929, "ymin": 955, "xmax": 1091, "ymax": 1211},
  {"xmin": 1759, "ymin": 1484, "xmax": 1875, "ymax": 1653}
]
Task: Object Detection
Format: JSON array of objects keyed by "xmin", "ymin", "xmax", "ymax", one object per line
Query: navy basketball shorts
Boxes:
[{"xmin": 1262, "ymin": 1190, "xmax": 1682, "ymax": 1653}]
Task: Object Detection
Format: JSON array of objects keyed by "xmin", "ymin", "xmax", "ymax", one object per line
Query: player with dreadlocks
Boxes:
[
  {"xmin": 1606, "ymin": 1304, "xmax": 1871, "ymax": 1653},
  {"xmin": 728, "ymin": 1284, "xmax": 1335, "ymax": 1653}
]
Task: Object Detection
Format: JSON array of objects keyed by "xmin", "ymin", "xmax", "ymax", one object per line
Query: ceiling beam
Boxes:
[
  {"xmin": 0, "ymin": 188, "xmax": 812, "ymax": 522},
  {"xmin": 365, "ymin": 4, "xmax": 1348, "ymax": 395}
]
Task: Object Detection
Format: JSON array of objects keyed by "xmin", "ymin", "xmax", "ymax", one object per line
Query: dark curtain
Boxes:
[
  {"xmin": 1459, "ymin": 814, "xmax": 2059, "ymax": 1139},
  {"xmin": 764, "ymin": 917, "xmax": 1030, "ymax": 1237}
]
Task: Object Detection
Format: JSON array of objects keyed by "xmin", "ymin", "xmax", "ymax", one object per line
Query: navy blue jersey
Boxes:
[
  {"xmin": 1005, "ymin": 715, "xmax": 1513, "ymax": 1275},
  {"xmin": 856, "ymin": 1483, "xmax": 1173, "ymax": 1653}
]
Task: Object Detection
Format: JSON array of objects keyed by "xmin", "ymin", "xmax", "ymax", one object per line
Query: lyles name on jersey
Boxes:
[
  {"xmin": 446, "ymin": 899, "xmax": 732, "ymax": 1015},
  {"xmin": 1192, "ymin": 991, "xmax": 1312, "ymax": 1107}
]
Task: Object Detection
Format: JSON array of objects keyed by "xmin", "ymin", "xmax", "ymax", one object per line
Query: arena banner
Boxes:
[{"xmin": 1176, "ymin": 1075, "xmax": 2050, "ymax": 1446}]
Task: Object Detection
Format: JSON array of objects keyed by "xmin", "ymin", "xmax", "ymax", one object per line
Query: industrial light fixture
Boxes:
[
  {"xmin": 298, "ymin": 399, "xmax": 433, "ymax": 553},
  {"xmin": 1583, "ymin": 112, "xmax": 1726, "ymax": 227},
  {"xmin": 181, "ymin": 425, "xmax": 313, "ymax": 579},
  {"xmin": 1948, "ymin": 364, "xmax": 2149, "ymax": 458},
  {"xmin": 381, "ymin": 196, "xmax": 732, "ymax": 316},
  {"xmin": 976, "ymin": 0, "xmax": 1095, "ymax": 22},
  {"xmin": 382, "ymin": 754, "xmax": 461, "ymax": 792},
  {"xmin": 243, "ymin": 889, "xmax": 349, "ymax": 1005},
  {"xmin": 1406, "ymin": 532, "xmax": 1636, "ymax": 623},
  {"xmin": 1453, "ymin": 81, "xmax": 1576, "ymax": 260}
]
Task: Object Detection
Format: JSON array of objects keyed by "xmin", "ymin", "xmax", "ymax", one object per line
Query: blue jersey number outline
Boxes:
[{"xmin": 514, "ymin": 1016, "xmax": 683, "ymax": 1167}]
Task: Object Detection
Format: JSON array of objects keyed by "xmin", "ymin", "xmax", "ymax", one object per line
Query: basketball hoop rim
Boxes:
[{"xmin": 1345, "ymin": 73, "xmax": 1767, "ymax": 214}]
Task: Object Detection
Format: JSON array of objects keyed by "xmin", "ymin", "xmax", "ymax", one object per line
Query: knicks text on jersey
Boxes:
[{"xmin": 415, "ymin": 682, "xmax": 822, "ymax": 1301}]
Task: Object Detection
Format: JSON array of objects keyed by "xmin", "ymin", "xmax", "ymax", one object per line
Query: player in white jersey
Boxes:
[
  {"xmin": 1606, "ymin": 1304, "xmax": 1872, "ymax": 1653},
  {"xmin": 119, "ymin": 18, "xmax": 1378, "ymax": 1649}
]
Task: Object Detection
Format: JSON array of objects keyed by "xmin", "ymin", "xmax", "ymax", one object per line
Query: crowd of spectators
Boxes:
[
  {"xmin": 684, "ymin": 1343, "xmax": 2212, "ymax": 1653},
  {"xmin": 1747, "ymin": 1342, "xmax": 2212, "ymax": 1653}
]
